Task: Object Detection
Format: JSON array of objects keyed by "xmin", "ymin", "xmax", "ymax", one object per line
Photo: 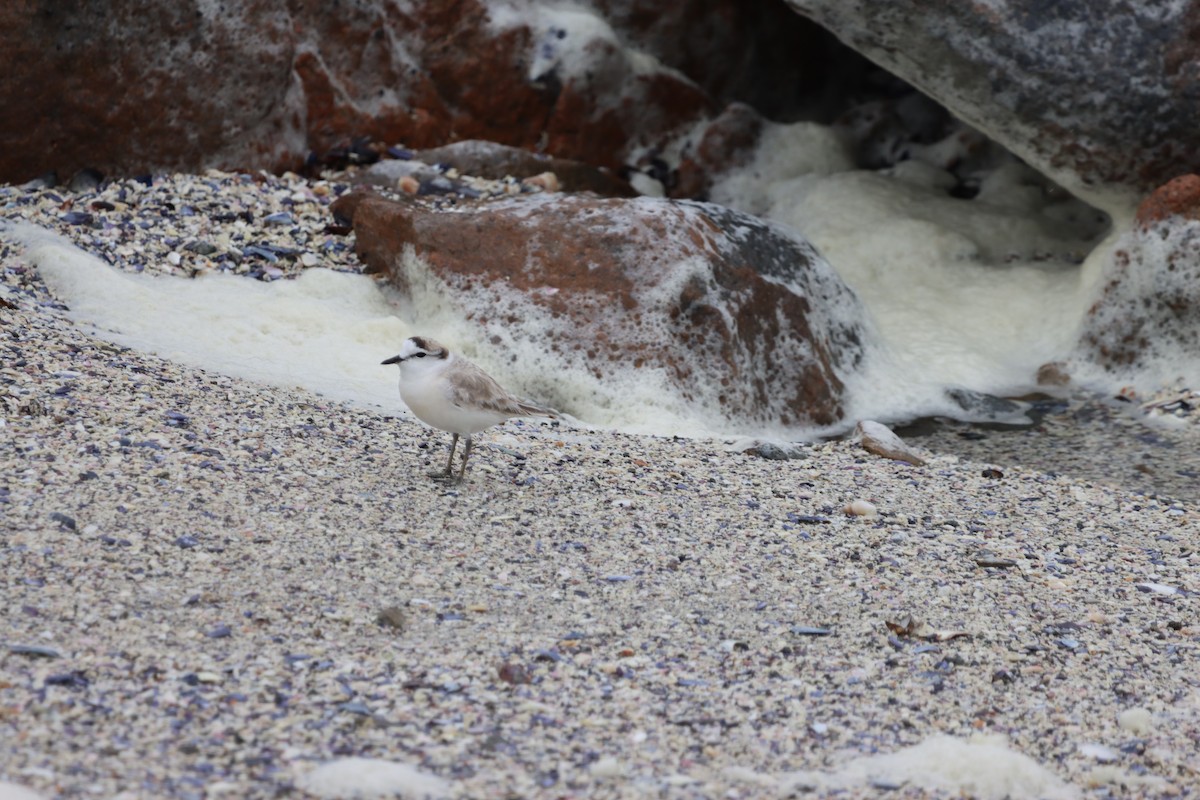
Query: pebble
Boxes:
[
  {"xmin": 1079, "ymin": 743, "xmax": 1121, "ymax": 763},
  {"xmin": 845, "ymin": 498, "xmax": 878, "ymax": 517},
  {"xmin": 297, "ymin": 758, "xmax": 450, "ymax": 799},
  {"xmin": 857, "ymin": 419, "xmax": 926, "ymax": 466},
  {"xmin": 1118, "ymin": 708, "xmax": 1154, "ymax": 734}
]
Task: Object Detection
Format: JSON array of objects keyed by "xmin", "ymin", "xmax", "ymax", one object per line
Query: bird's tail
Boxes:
[{"xmin": 516, "ymin": 399, "xmax": 559, "ymax": 419}]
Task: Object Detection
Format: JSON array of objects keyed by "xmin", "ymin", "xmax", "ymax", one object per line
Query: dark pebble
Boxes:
[
  {"xmin": 9, "ymin": 644, "xmax": 63, "ymax": 659},
  {"xmin": 376, "ymin": 606, "xmax": 407, "ymax": 631},
  {"xmin": 498, "ymin": 663, "xmax": 531, "ymax": 685},
  {"xmin": 23, "ymin": 171, "xmax": 58, "ymax": 190},
  {"xmin": 992, "ymin": 668, "xmax": 1018, "ymax": 684},
  {"xmin": 746, "ymin": 442, "xmax": 807, "ymax": 460},
  {"xmin": 242, "ymin": 246, "xmax": 278, "ymax": 262},
  {"xmin": 45, "ymin": 671, "xmax": 89, "ymax": 689},
  {"xmin": 67, "ymin": 168, "xmax": 105, "ymax": 193},
  {"xmin": 184, "ymin": 241, "xmax": 219, "ymax": 255},
  {"xmin": 61, "ymin": 211, "xmax": 94, "ymax": 226},
  {"xmin": 174, "ymin": 535, "xmax": 200, "ymax": 549},
  {"xmin": 206, "ymin": 624, "xmax": 233, "ymax": 639},
  {"xmin": 50, "ymin": 512, "xmax": 76, "ymax": 531},
  {"xmin": 791, "ymin": 625, "xmax": 833, "ymax": 636}
]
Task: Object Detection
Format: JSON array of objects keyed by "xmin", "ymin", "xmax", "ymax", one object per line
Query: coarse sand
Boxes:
[{"xmin": 2, "ymin": 173, "xmax": 1199, "ymax": 799}]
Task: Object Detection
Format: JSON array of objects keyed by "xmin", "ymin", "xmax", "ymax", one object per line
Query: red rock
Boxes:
[
  {"xmin": 0, "ymin": 0, "xmax": 809, "ymax": 184},
  {"xmin": 332, "ymin": 190, "xmax": 866, "ymax": 429},
  {"xmin": 673, "ymin": 103, "xmax": 766, "ymax": 199},
  {"xmin": 1134, "ymin": 175, "xmax": 1200, "ymax": 227}
]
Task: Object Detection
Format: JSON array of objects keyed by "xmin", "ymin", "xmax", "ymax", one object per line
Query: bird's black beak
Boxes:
[{"xmin": 381, "ymin": 355, "xmax": 403, "ymax": 365}]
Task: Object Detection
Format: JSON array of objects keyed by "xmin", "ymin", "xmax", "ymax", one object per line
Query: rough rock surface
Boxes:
[
  {"xmin": 672, "ymin": 103, "xmax": 766, "ymax": 199},
  {"xmin": 1077, "ymin": 215, "xmax": 1200, "ymax": 383},
  {"xmin": 410, "ymin": 141, "xmax": 636, "ymax": 197},
  {"xmin": 332, "ymin": 190, "xmax": 867, "ymax": 429},
  {"xmin": 0, "ymin": 0, "xmax": 819, "ymax": 184},
  {"xmin": 785, "ymin": 0, "xmax": 1200, "ymax": 202},
  {"xmin": 1135, "ymin": 174, "xmax": 1200, "ymax": 228}
]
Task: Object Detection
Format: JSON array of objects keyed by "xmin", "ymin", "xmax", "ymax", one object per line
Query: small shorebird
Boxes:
[{"xmin": 381, "ymin": 336, "xmax": 557, "ymax": 483}]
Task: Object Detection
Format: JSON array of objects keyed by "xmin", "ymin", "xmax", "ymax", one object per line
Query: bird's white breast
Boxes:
[{"xmin": 398, "ymin": 364, "xmax": 510, "ymax": 435}]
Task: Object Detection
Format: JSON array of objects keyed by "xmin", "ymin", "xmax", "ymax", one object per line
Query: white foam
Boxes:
[
  {"xmin": 5, "ymin": 222, "xmax": 411, "ymax": 413},
  {"xmin": 486, "ymin": 1, "xmax": 688, "ymax": 86},
  {"xmin": 706, "ymin": 119, "xmax": 1141, "ymax": 424}
]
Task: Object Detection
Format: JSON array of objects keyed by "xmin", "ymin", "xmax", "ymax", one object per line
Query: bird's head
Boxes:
[{"xmin": 381, "ymin": 336, "xmax": 450, "ymax": 376}]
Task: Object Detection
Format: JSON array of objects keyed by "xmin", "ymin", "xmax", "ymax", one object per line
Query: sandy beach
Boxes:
[{"xmin": 3, "ymin": 175, "xmax": 1199, "ymax": 799}]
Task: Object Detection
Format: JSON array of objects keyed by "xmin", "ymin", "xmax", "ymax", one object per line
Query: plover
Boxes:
[{"xmin": 381, "ymin": 336, "xmax": 556, "ymax": 483}]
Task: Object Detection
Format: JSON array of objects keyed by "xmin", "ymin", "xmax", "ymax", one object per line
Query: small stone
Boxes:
[
  {"xmin": 1117, "ymin": 707, "xmax": 1154, "ymax": 734},
  {"xmin": 524, "ymin": 171, "xmax": 560, "ymax": 193},
  {"xmin": 856, "ymin": 420, "xmax": 926, "ymax": 466},
  {"xmin": 297, "ymin": 758, "xmax": 450, "ymax": 800},
  {"xmin": 498, "ymin": 663, "xmax": 531, "ymax": 685},
  {"xmin": 845, "ymin": 499, "xmax": 878, "ymax": 518},
  {"xmin": 8, "ymin": 644, "xmax": 63, "ymax": 659},
  {"xmin": 1078, "ymin": 742, "xmax": 1120, "ymax": 763},
  {"xmin": 1134, "ymin": 582, "xmax": 1179, "ymax": 595},
  {"xmin": 974, "ymin": 553, "xmax": 1017, "ymax": 568},
  {"xmin": 791, "ymin": 625, "xmax": 833, "ymax": 636},
  {"xmin": 376, "ymin": 606, "xmax": 408, "ymax": 631},
  {"xmin": 589, "ymin": 756, "xmax": 625, "ymax": 779}
]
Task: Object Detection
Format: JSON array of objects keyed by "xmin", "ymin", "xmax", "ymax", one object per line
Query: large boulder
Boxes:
[
  {"xmin": 331, "ymin": 190, "xmax": 868, "ymax": 430},
  {"xmin": 785, "ymin": 0, "xmax": 1200, "ymax": 205},
  {"xmin": 0, "ymin": 0, "xmax": 819, "ymax": 185}
]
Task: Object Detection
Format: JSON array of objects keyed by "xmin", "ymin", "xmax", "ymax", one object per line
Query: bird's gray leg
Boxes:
[
  {"xmin": 454, "ymin": 435, "xmax": 474, "ymax": 484},
  {"xmin": 431, "ymin": 433, "xmax": 459, "ymax": 480}
]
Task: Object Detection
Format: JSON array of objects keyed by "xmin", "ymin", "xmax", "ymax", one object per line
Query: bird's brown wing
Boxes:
[{"xmin": 446, "ymin": 360, "xmax": 557, "ymax": 419}]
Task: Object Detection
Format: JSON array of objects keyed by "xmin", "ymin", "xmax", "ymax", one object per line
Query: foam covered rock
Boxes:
[
  {"xmin": 786, "ymin": 0, "xmax": 1200, "ymax": 204},
  {"xmin": 1075, "ymin": 215, "xmax": 1200, "ymax": 389},
  {"xmin": 333, "ymin": 190, "xmax": 868, "ymax": 432}
]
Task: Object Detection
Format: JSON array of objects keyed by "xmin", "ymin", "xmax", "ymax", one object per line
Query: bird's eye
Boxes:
[{"xmin": 415, "ymin": 352, "xmax": 427, "ymax": 358}]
